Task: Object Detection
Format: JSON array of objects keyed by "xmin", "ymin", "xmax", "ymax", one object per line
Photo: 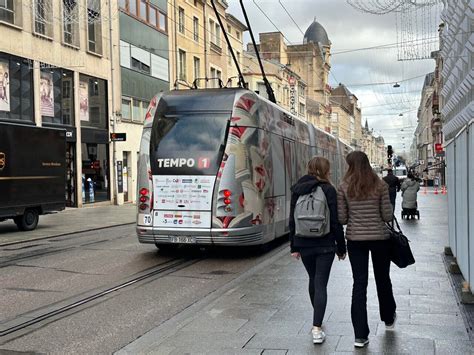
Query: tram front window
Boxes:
[{"xmin": 150, "ymin": 113, "xmax": 229, "ymax": 175}]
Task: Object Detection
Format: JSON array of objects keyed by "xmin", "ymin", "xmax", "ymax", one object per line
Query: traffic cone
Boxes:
[
  {"xmin": 442, "ymin": 185, "xmax": 447, "ymax": 195},
  {"xmin": 434, "ymin": 186, "xmax": 439, "ymax": 195},
  {"xmin": 423, "ymin": 185, "xmax": 427, "ymax": 195}
]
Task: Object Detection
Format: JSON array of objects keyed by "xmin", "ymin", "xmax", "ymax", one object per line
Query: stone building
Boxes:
[{"xmin": 0, "ymin": 0, "xmax": 119, "ymax": 207}]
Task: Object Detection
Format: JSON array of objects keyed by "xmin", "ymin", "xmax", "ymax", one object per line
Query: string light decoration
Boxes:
[
  {"xmin": 346, "ymin": 0, "xmax": 442, "ymax": 61},
  {"xmin": 27, "ymin": 0, "xmax": 104, "ymax": 26}
]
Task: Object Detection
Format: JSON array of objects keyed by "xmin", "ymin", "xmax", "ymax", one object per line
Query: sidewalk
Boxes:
[
  {"xmin": 117, "ymin": 189, "xmax": 473, "ymax": 354},
  {"xmin": 0, "ymin": 204, "xmax": 136, "ymax": 246}
]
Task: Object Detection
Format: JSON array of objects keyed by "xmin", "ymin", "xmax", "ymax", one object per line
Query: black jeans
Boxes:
[
  {"xmin": 347, "ymin": 240, "xmax": 396, "ymax": 339},
  {"xmin": 300, "ymin": 248, "xmax": 335, "ymax": 327}
]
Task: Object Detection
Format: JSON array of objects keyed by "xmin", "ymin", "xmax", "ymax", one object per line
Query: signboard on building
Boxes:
[
  {"xmin": 0, "ymin": 60, "xmax": 10, "ymax": 112},
  {"xmin": 289, "ymin": 76, "xmax": 296, "ymax": 115},
  {"xmin": 40, "ymin": 71, "xmax": 54, "ymax": 117},
  {"xmin": 116, "ymin": 160, "xmax": 123, "ymax": 193}
]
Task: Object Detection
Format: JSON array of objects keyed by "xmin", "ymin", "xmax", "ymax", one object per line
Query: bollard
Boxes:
[
  {"xmin": 442, "ymin": 185, "xmax": 447, "ymax": 195},
  {"xmin": 434, "ymin": 187, "xmax": 438, "ymax": 195},
  {"xmin": 423, "ymin": 185, "xmax": 427, "ymax": 195}
]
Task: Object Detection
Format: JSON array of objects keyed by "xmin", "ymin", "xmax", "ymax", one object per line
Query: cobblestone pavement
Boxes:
[
  {"xmin": 0, "ymin": 204, "xmax": 136, "ymax": 246},
  {"xmin": 117, "ymin": 189, "xmax": 474, "ymax": 354}
]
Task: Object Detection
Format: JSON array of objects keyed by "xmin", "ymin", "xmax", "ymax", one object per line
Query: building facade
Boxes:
[
  {"xmin": 255, "ymin": 21, "xmax": 332, "ymax": 131},
  {"xmin": 168, "ymin": 0, "xmax": 239, "ymax": 90},
  {"xmin": 0, "ymin": 0, "xmax": 117, "ymax": 207},
  {"xmin": 330, "ymin": 84, "xmax": 362, "ymax": 149},
  {"xmin": 360, "ymin": 121, "xmax": 385, "ymax": 168},
  {"xmin": 117, "ymin": 0, "xmax": 170, "ymax": 204},
  {"xmin": 242, "ymin": 52, "xmax": 307, "ymax": 117}
]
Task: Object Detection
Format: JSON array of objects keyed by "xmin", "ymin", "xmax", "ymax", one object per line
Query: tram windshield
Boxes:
[{"xmin": 150, "ymin": 113, "xmax": 230, "ymax": 175}]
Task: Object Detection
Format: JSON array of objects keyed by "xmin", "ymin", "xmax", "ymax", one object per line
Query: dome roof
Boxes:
[{"xmin": 303, "ymin": 20, "xmax": 330, "ymax": 46}]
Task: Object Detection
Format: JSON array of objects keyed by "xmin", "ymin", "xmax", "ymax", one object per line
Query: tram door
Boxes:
[{"xmin": 283, "ymin": 140, "xmax": 297, "ymax": 232}]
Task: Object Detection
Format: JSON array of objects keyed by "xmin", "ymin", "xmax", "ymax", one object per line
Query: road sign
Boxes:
[{"xmin": 110, "ymin": 133, "xmax": 126, "ymax": 142}]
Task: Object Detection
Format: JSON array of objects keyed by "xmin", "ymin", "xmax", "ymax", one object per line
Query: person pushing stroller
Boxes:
[{"xmin": 401, "ymin": 173, "xmax": 420, "ymax": 219}]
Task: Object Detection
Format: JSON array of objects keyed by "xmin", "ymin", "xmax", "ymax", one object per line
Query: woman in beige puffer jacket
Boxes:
[{"xmin": 337, "ymin": 151, "xmax": 396, "ymax": 348}]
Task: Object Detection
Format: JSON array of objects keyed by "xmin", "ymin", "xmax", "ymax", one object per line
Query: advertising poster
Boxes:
[
  {"xmin": 40, "ymin": 71, "xmax": 54, "ymax": 117},
  {"xmin": 0, "ymin": 60, "xmax": 10, "ymax": 112},
  {"xmin": 152, "ymin": 175, "xmax": 216, "ymax": 211},
  {"xmin": 79, "ymin": 81, "xmax": 89, "ymax": 121}
]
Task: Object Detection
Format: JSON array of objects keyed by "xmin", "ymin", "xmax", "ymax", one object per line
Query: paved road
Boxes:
[{"xmin": 0, "ymin": 224, "xmax": 286, "ymax": 354}]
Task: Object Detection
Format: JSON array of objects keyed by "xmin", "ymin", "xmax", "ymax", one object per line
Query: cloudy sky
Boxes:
[{"xmin": 227, "ymin": 0, "xmax": 443, "ymax": 154}]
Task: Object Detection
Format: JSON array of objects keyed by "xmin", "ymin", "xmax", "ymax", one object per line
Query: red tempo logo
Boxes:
[{"xmin": 198, "ymin": 157, "xmax": 210, "ymax": 169}]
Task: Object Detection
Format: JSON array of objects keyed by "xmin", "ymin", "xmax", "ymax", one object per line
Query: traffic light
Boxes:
[{"xmin": 387, "ymin": 145, "xmax": 393, "ymax": 167}]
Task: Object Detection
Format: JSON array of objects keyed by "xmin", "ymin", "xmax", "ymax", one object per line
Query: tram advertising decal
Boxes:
[
  {"xmin": 153, "ymin": 210, "xmax": 212, "ymax": 228},
  {"xmin": 152, "ymin": 175, "xmax": 216, "ymax": 211}
]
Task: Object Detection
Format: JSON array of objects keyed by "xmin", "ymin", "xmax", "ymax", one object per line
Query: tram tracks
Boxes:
[{"xmin": 0, "ymin": 257, "xmax": 199, "ymax": 341}]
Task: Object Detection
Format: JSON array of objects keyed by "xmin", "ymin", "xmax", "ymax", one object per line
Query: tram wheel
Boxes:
[{"xmin": 14, "ymin": 209, "xmax": 39, "ymax": 231}]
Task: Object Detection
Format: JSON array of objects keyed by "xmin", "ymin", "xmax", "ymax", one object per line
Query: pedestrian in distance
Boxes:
[
  {"xmin": 401, "ymin": 172, "xmax": 420, "ymax": 219},
  {"xmin": 289, "ymin": 156, "xmax": 347, "ymax": 345},
  {"xmin": 337, "ymin": 151, "xmax": 396, "ymax": 348},
  {"xmin": 383, "ymin": 168, "xmax": 401, "ymax": 212}
]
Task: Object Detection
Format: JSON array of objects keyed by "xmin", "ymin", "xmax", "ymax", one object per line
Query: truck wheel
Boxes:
[{"xmin": 15, "ymin": 209, "xmax": 39, "ymax": 231}]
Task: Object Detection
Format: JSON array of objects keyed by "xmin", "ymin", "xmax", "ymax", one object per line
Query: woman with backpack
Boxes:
[
  {"xmin": 289, "ymin": 156, "xmax": 346, "ymax": 344},
  {"xmin": 337, "ymin": 151, "xmax": 396, "ymax": 348}
]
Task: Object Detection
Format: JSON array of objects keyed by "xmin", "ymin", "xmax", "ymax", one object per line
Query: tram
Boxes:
[{"xmin": 136, "ymin": 88, "xmax": 352, "ymax": 248}]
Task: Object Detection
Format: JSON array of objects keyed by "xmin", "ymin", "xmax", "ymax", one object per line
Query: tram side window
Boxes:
[{"xmin": 271, "ymin": 134, "xmax": 285, "ymax": 197}]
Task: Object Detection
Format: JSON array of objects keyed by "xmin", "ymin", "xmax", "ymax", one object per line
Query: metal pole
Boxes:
[{"xmin": 108, "ymin": 0, "xmax": 117, "ymax": 204}]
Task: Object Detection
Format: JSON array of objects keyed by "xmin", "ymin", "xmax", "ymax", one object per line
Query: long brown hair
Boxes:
[
  {"xmin": 343, "ymin": 151, "xmax": 381, "ymax": 199},
  {"xmin": 307, "ymin": 156, "xmax": 331, "ymax": 183}
]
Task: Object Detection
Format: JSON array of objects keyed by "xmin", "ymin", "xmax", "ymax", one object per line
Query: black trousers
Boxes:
[
  {"xmin": 347, "ymin": 240, "xmax": 396, "ymax": 339},
  {"xmin": 300, "ymin": 248, "xmax": 335, "ymax": 327}
]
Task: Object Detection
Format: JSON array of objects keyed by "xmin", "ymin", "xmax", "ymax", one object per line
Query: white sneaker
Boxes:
[
  {"xmin": 354, "ymin": 338, "xmax": 369, "ymax": 348},
  {"xmin": 312, "ymin": 330, "xmax": 326, "ymax": 344},
  {"xmin": 385, "ymin": 312, "xmax": 397, "ymax": 330}
]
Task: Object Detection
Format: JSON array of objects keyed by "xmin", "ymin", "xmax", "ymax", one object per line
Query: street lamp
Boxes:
[{"xmin": 393, "ymin": 82, "xmax": 400, "ymax": 88}]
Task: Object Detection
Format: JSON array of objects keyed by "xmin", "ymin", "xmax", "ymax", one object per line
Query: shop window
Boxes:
[
  {"xmin": 87, "ymin": 0, "xmax": 102, "ymax": 55},
  {"xmin": 0, "ymin": 0, "xmax": 22, "ymax": 27},
  {"xmin": 0, "ymin": 53, "xmax": 34, "ymax": 122},
  {"xmin": 79, "ymin": 74, "xmax": 107, "ymax": 129},
  {"xmin": 41, "ymin": 67, "xmax": 74, "ymax": 125},
  {"xmin": 81, "ymin": 143, "xmax": 110, "ymax": 203}
]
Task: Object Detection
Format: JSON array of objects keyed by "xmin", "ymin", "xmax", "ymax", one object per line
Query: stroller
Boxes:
[
  {"xmin": 400, "ymin": 175, "xmax": 420, "ymax": 220},
  {"xmin": 401, "ymin": 204, "xmax": 420, "ymax": 219}
]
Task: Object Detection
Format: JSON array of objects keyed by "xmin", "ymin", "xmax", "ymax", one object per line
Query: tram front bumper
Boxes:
[{"xmin": 136, "ymin": 225, "xmax": 265, "ymax": 246}]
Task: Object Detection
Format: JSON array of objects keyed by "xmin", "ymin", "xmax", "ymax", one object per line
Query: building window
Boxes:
[
  {"xmin": 41, "ymin": 68, "xmax": 75, "ymax": 125},
  {"xmin": 87, "ymin": 0, "xmax": 102, "ymax": 54},
  {"xmin": 0, "ymin": 0, "xmax": 17, "ymax": 25},
  {"xmin": 227, "ymin": 25, "xmax": 231, "ymax": 35},
  {"xmin": 121, "ymin": 41, "xmax": 169, "ymax": 81},
  {"xmin": 193, "ymin": 56, "xmax": 200, "ymax": 84},
  {"xmin": 236, "ymin": 31, "xmax": 240, "ymax": 40},
  {"xmin": 331, "ymin": 112, "xmax": 338, "ymax": 122},
  {"xmin": 119, "ymin": 0, "xmax": 166, "ymax": 33},
  {"xmin": 210, "ymin": 19, "xmax": 215, "ymax": 44},
  {"xmin": 299, "ymin": 103, "xmax": 305, "ymax": 117},
  {"xmin": 0, "ymin": 54, "xmax": 34, "ymax": 122},
  {"xmin": 34, "ymin": 0, "xmax": 53, "ymax": 37},
  {"xmin": 193, "ymin": 16, "xmax": 199, "ymax": 41},
  {"xmin": 62, "ymin": 0, "xmax": 79, "ymax": 47},
  {"xmin": 122, "ymin": 96, "xmax": 149, "ymax": 122},
  {"xmin": 178, "ymin": 7, "xmax": 184, "ymax": 34},
  {"xmin": 215, "ymin": 24, "xmax": 221, "ymax": 47},
  {"xmin": 131, "ymin": 46, "xmax": 151, "ymax": 74},
  {"xmin": 79, "ymin": 75, "xmax": 107, "ymax": 129},
  {"xmin": 121, "ymin": 97, "xmax": 131, "ymax": 119},
  {"xmin": 178, "ymin": 49, "xmax": 186, "ymax": 81},
  {"xmin": 228, "ymin": 47, "xmax": 232, "ymax": 65}
]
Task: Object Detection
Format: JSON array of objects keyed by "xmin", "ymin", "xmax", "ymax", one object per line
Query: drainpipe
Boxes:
[
  {"xmin": 203, "ymin": 1, "xmax": 208, "ymax": 88},
  {"xmin": 173, "ymin": 0, "xmax": 178, "ymax": 88}
]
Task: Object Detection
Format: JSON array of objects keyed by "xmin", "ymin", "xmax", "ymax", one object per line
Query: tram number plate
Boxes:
[{"xmin": 169, "ymin": 236, "xmax": 196, "ymax": 244}]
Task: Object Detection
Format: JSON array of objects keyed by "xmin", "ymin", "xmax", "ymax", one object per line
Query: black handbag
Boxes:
[{"xmin": 386, "ymin": 217, "xmax": 415, "ymax": 268}]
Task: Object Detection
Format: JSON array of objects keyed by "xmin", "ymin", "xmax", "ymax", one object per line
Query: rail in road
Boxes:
[{"xmin": 0, "ymin": 257, "xmax": 198, "ymax": 342}]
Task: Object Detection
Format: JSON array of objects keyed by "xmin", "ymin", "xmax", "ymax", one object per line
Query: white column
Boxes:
[{"xmin": 33, "ymin": 61, "xmax": 41, "ymax": 127}]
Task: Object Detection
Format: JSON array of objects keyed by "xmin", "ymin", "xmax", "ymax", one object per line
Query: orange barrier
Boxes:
[
  {"xmin": 442, "ymin": 185, "xmax": 447, "ymax": 195},
  {"xmin": 434, "ymin": 186, "xmax": 439, "ymax": 195}
]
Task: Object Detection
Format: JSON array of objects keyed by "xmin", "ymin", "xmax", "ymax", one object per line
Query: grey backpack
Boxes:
[{"xmin": 294, "ymin": 186, "xmax": 330, "ymax": 238}]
